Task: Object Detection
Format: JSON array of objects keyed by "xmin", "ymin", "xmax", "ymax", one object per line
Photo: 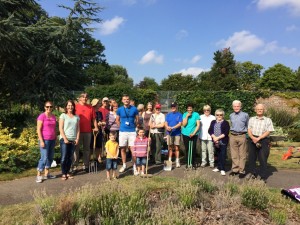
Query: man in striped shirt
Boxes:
[{"xmin": 246, "ymin": 104, "xmax": 274, "ymax": 182}]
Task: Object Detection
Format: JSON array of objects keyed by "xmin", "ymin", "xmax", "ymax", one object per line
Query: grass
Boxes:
[{"xmin": 1, "ymin": 172, "xmax": 300, "ymax": 225}]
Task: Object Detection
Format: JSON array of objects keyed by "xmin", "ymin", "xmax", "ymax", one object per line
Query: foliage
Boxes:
[
  {"xmin": 0, "ymin": 0, "xmax": 106, "ymax": 108},
  {"xmin": 160, "ymin": 73, "xmax": 197, "ymax": 91},
  {"xmin": 0, "ymin": 123, "xmax": 39, "ymax": 173},
  {"xmin": 260, "ymin": 64, "xmax": 297, "ymax": 91},
  {"xmin": 236, "ymin": 61, "xmax": 263, "ymax": 90},
  {"xmin": 241, "ymin": 183, "xmax": 269, "ymax": 210},
  {"xmin": 175, "ymin": 90, "xmax": 259, "ymax": 118},
  {"xmin": 135, "ymin": 76, "xmax": 159, "ymax": 90},
  {"xmin": 269, "ymin": 209, "xmax": 287, "ymax": 225},
  {"xmin": 266, "ymin": 107, "xmax": 296, "ymax": 127}
]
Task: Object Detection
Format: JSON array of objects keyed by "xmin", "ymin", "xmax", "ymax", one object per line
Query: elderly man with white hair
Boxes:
[
  {"xmin": 229, "ymin": 100, "xmax": 249, "ymax": 178},
  {"xmin": 246, "ymin": 104, "xmax": 274, "ymax": 182}
]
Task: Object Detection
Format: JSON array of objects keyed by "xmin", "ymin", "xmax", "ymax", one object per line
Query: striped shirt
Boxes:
[
  {"xmin": 133, "ymin": 137, "xmax": 148, "ymax": 157},
  {"xmin": 248, "ymin": 116, "xmax": 274, "ymax": 136}
]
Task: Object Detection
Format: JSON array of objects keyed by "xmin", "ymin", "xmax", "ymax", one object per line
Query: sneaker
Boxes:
[
  {"xmin": 119, "ymin": 166, "xmax": 126, "ymax": 173},
  {"xmin": 209, "ymin": 164, "xmax": 214, "ymax": 168},
  {"xmin": 200, "ymin": 163, "xmax": 206, "ymax": 168},
  {"xmin": 245, "ymin": 173, "xmax": 256, "ymax": 180},
  {"xmin": 220, "ymin": 170, "xmax": 226, "ymax": 176},
  {"xmin": 229, "ymin": 171, "xmax": 239, "ymax": 176},
  {"xmin": 212, "ymin": 168, "xmax": 220, "ymax": 172},
  {"xmin": 239, "ymin": 173, "xmax": 246, "ymax": 179},
  {"xmin": 141, "ymin": 171, "xmax": 145, "ymax": 176},
  {"xmin": 44, "ymin": 174, "xmax": 56, "ymax": 180},
  {"xmin": 176, "ymin": 161, "xmax": 181, "ymax": 168},
  {"xmin": 134, "ymin": 170, "xmax": 139, "ymax": 176},
  {"xmin": 36, "ymin": 176, "xmax": 43, "ymax": 183}
]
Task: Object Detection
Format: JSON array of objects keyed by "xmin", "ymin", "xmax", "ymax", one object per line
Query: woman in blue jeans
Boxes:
[
  {"xmin": 208, "ymin": 109, "xmax": 230, "ymax": 176},
  {"xmin": 36, "ymin": 101, "xmax": 57, "ymax": 183},
  {"xmin": 59, "ymin": 100, "xmax": 80, "ymax": 180}
]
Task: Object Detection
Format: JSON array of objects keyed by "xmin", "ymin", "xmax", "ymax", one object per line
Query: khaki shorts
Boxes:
[
  {"xmin": 119, "ymin": 131, "xmax": 136, "ymax": 147},
  {"xmin": 166, "ymin": 135, "xmax": 181, "ymax": 146}
]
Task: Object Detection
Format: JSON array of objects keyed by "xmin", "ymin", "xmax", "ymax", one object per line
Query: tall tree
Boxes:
[
  {"xmin": 135, "ymin": 77, "xmax": 159, "ymax": 90},
  {"xmin": 0, "ymin": 0, "xmax": 106, "ymax": 107},
  {"xmin": 260, "ymin": 63, "xmax": 296, "ymax": 91},
  {"xmin": 160, "ymin": 73, "xmax": 196, "ymax": 91},
  {"xmin": 236, "ymin": 61, "xmax": 263, "ymax": 90},
  {"xmin": 200, "ymin": 48, "xmax": 238, "ymax": 90}
]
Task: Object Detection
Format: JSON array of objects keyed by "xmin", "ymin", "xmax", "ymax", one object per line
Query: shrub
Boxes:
[
  {"xmin": 269, "ymin": 209, "xmax": 287, "ymax": 225},
  {"xmin": 266, "ymin": 107, "xmax": 296, "ymax": 127},
  {"xmin": 241, "ymin": 184, "xmax": 269, "ymax": 210}
]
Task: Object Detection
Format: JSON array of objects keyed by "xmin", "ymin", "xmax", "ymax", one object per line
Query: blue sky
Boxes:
[{"xmin": 39, "ymin": 0, "xmax": 300, "ymax": 84}]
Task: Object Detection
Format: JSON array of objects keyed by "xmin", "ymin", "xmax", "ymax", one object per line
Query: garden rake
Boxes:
[
  {"xmin": 163, "ymin": 131, "xmax": 173, "ymax": 171},
  {"xmin": 89, "ymin": 130, "xmax": 98, "ymax": 174},
  {"xmin": 141, "ymin": 131, "xmax": 153, "ymax": 178},
  {"xmin": 187, "ymin": 140, "xmax": 193, "ymax": 169}
]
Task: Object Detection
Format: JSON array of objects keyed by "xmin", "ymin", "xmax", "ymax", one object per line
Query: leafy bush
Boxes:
[
  {"xmin": 269, "ymin": 209, "xmax": 287, "ymax": 225},
  {"xmin": 266, "ymin": 107, "xmax": 296, "ymax": 127},
  {"xmin": 241, "ymin": 185, "xmax": 269, "ymax": 210}
]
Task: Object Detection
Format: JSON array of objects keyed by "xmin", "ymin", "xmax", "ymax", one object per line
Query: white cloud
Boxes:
[
  {"xmin": 286, "ymin": 24, "xmax": 298, "ymax": 31},
  {"xmin": 216, "ymin": 30, "xmax": 264, "ymax": 53},
  {"xmin": 99, "ymin": 16, "xmax": 125, "ymax": 35},
  {"xmin": 138, "ymin": 50, "xmax": 164, "ymax": 64},
  {"xmin": 261, "ymin": 41, "xmax": 300, "ymax": 55},
  {"xmin": 176, "ymin": 29, "xmax": 189, "ymax": 40},
  {"xmin": 256, "ymin": 0, "xmax": 300, "ymax": 16},
  {"xmin": 190, "ymin": 55, "xmax": 201, "ymax": 64},
  {"xmin": 174, "ymin": 67, "xmax": 208, "ymax": 76}
]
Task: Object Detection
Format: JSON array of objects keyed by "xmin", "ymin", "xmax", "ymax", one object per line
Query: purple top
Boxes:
[{"xmin": 37, "ymin": 113, "xmax": 56, "ymax": 140}]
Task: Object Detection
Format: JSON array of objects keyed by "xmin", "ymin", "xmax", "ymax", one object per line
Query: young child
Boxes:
[
  {"xmin": 105, "ymin": 131, "xmax": 119, "ymax": 180},
  {"xmin": 132, "ymin": 129, "xmax": 149, "ymax": 175}
]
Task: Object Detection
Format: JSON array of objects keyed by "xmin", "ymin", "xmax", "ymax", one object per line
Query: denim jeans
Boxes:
[
  {"xmin": 136, "ymin": 157, "xmax": 147, "ymax": 166},
  {"xmin": 106, "ymin": 158, "xmax": 117, "ymax": 170},
  {"xmin": 60, "ymin": 138, "xmax": 75, "ymax": 175},
  {"xmin": 215, "ymin": 144, "xmax": 227, "ymax": 171},
  {"xmin": 37, "ymin": 139, "xmax": 56, "ymax": 172}
]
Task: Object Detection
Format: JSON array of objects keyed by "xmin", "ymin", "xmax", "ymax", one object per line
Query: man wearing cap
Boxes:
[
  {"xmin": 229, "ymin": 100, "xmax": 249, "ymax": 178},
  {"xmin": 116, "ymin": 94, "xmax": 139, "ymax": 173},
  {"xmin": 74, "ymin": 93, "xmax": 98, "ymax": 172},
  {"xmin": 99, "ymin": 97, "xmax": 110, "ymax": 126},
  {"xmin": 150, "ymin": 103, "xmax": 165, "ymax": 164},
  {"xmin": 165, "ymin": 102, "xmax": 182, "ymax": 168}
]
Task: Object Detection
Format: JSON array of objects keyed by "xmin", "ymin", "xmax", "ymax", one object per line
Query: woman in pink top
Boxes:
[{"xmin": 36, "ymin": 101, "xmax": 57, "ymax": 183}]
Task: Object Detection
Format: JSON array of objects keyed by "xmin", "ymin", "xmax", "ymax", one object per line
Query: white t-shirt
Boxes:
[
  {"xmin": 150, "ymin": 113, "xmax": 165, "ymax": 134},
  {"xmin": 199, "ymin": 114, "xmax": 216, "ymax": 140}
]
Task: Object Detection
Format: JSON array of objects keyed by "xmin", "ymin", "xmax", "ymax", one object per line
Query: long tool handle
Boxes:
[
  {"xmin": 146, "ymin": 131, "xmax": 151, "ymax": 176},
  {"xmin": 188, "ymin": 140, "xmax": 193, "ymax": 167},
  {"xmin": 93, "ymin": 131, "xmax": 98, "ymax": 161}
]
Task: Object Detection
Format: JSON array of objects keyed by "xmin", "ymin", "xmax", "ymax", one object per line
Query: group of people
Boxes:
[{"xmin": 35, "ymin": 93, "xmax": 274, "ymax": 183}]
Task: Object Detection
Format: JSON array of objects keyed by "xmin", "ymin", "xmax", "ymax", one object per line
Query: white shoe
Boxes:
[
  {"xmin": 176, "ymin": 161, "xmax": 181, "ymax": 168},
  {"xmin": 221, "ymin": 170, "xmax": 226, "ymax": 176},
  {"xmin": 36, "ymin": 176, "xmax": 43, "ymax": 183},
  {"xmin": 141, "ymin": 171, "xmax": 145, "ymax": 175},
  {"xmin": 119, "ymin": 166, "xmax": 126, "ymax": 173},
  {"xmin": 212, "ymin": 168, "xmax": 220, "ymax": 172},
  {"xmin": 134, "ymin": 170, "xmax": 139, "ymax": 176}
]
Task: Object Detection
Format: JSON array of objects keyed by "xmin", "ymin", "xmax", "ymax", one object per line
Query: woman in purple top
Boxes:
[{"xmin": 36, "ymin": 101, "xmax": 57, "ymax": 183}]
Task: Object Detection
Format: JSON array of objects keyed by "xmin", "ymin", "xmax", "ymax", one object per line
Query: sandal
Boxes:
[
  {"xmin": 61, "ymin": 175, "xmax": 67, "ymax": 181},
  {"xmin": 67, "ymin": 174, "xmax": 74, "ymax": 179}
]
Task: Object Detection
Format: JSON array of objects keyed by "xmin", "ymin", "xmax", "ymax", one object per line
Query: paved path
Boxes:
[{"xmin": 1, "ymin": 163, "xmax": 300, "ymax": 206}]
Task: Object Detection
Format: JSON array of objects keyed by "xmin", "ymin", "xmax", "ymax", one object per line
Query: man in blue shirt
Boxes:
[
  {"xmin": 116, "ymin": 94, "xmax": 139, "ymax": 173},
  {"xmin": 229, "ymin": 100, "xmax": 249, "ymax": 178},
  {"xmin": 165, "ymin": 102, "xmax": 183, "ymax": 168}
]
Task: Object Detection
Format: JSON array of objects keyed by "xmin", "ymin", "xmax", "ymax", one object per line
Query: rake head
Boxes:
[{"xmin": 89, "ymin": 161, "xmax": 98, "ymax": 174}]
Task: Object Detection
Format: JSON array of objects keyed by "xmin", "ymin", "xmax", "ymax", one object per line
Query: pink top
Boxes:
[
  {"xmin": 37, "ymin": 113, "xmax": 56, "ymax": 140},
  {"xmin": 132, "ymin": 137, "xmax": 148, "ymax": 157}
]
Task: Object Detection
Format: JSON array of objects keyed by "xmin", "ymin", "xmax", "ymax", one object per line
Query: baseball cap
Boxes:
[
  {"xmin": 102, "ymin": 97, "xmax": 109, "ymax": 101},
  {"xmin": 155, "ymin": 104, "xmax": 161, "ymax": 109},
  {"xmin": 171, "ymin": 102, "xmax": 177, "ymax": 107}
]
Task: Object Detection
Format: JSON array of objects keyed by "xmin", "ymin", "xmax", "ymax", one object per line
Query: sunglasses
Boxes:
[
  {"xmin": 216, "ymin": 114, "xmax": 223, "ymax": 116},
  {"xmin": 45, "ymin": 106, "xmax": 53, "ymax": 109},
  {"xmin": 204, "ymin": 110, "xmax": 210, "ymax": 112}
]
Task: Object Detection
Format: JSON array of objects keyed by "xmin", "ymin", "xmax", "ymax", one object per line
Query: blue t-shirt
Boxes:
[
  {"xmin": 117, "ymin": 105, "xmax": 138, "ymax": 132},
  {"xmin": 165, "ymin": 111, "xmax": 182, "ymax": 136},
  {"xmin": 181, "ymin": 111, "xmax": 200, "ymax": 136}
]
